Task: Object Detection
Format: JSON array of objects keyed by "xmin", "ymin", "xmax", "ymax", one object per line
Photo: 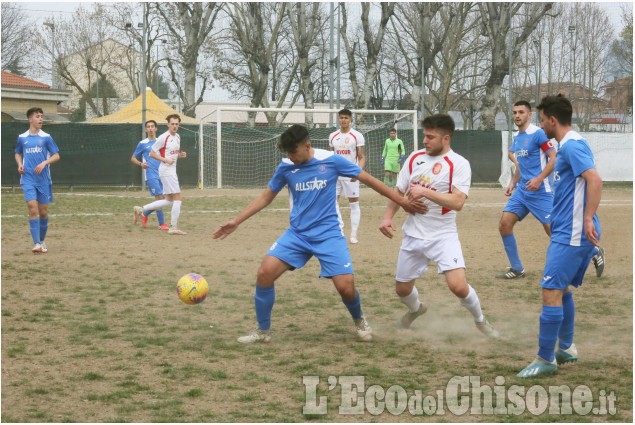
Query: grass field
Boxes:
[{"xmin": 1, "ymin": 186, "xmax": 632, "ymax": 422}]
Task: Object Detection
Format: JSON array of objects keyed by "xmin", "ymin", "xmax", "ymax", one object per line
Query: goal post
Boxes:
[{"xmin": 198, "ymin": 107, "xmax": 419, "ymax": 189}]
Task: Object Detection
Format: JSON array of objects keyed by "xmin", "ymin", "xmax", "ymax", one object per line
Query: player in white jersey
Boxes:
[
  {"xmin": 141, "ymin": 114, "xmax": 188, "ymax": 235},
  {"xmin": 329, "ymin": 109, "xmax": 366, "ymax": 244},
  {"xmin": 379, "ymin": 114, "xmax": 499, "ymax": 338},
  {"xmin": 14, "ymin": 107, "xmax": 60, "ymax": 253}
]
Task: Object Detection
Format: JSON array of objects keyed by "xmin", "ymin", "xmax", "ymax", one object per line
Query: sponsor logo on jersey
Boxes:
[
  {"xmin": 336, "ymin": 149, "xmax": 352, "ymax": 155},
  {"xmin": 295, "ymin": 178, "xmax": 328, "ymax": 192},
  {"xmin": 432, "ymin": 163, "xmax": 442, "ymax": 175},
  {"xmin": 25, "ymin": 147, "xmax": 43, "ymax": 154},
  {"xmin": 516, "ymin": 149, "xmax": 529, "ymax": 158}
]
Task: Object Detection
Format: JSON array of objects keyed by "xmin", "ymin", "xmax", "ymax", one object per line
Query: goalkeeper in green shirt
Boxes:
[{"xmin": 380, "ymin": 128, "xmax": 406, "ymax": 187}]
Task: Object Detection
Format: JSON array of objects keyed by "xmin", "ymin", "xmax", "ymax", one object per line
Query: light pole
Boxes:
[
  {"xmin": 43, "ymin": 22, "xmax": 55, "ymax": 89},
  {"xmin": 533, "ymin": 39, "xmax": 542, "ymax": 125},
  {"xmin": 420, "ymin": 56, "xmax": 425, "ymax": 121},
  {"xmin": 155, "ymin": 39, "xmax": 167, "ymax": 95}
]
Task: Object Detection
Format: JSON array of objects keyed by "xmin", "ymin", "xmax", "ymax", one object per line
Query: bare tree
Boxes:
[
  {"xmin": 477, "ymin": 2, "xmax": 554, "ymax": 130},
  {"xmin": 154, "ymin": 2, "xmax": 221, "ymax": 118},
  {"xmin": 1, "ymin": 3, "xmax": 34, "ymax": 74},
  {"xmin": 287, "ymin": 3, "xmax": 326, "ymax": 126},
  {"xmin": 340, "ymin": 2, "xmax": 395, "ymax": 110},
  {"xmin": 610, "ymin": 5, "xmax": 633, "ymax": 77}
]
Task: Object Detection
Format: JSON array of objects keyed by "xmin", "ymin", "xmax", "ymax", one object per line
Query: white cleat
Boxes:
[
  {"xmin": 354, "ymin": 316, "xmax": 373, "ymax": 342},
  {"xmin": 133, "ymin": 206, "xmax": 143, "ymax": 224},
  {"xmin": 475, "ymin": 318, "xmax": 501, "ymax": 339},
  {"xmin": 32, "ymin": 243, "xmax": 44, "ymax": 254},
  {"xmin": 400, "ymin": 302, "xmax": 428, "ymax": 328},
  {"xmin": 237, "ymin": 329, "xmax": 272, "ymax": 344},
  {"xmin": 168, "ymin": 227, "xmax": 187, "ymax": 235},
  {"xmin": 40, "ymin": 241, "xmax": 48, "ymax": 253}
]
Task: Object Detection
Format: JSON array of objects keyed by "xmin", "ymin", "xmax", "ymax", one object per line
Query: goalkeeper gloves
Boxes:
[
  {"xmin": 399, "ymin": 155, "xmax": 405, "ymax": 163},
  {"xmin": 379, "ymin": 157, "xmax": 385, "ymax": 165}
]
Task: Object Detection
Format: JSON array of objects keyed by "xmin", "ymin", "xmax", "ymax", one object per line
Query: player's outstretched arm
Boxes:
[
  {"xmin": 357, "ymin": 171, "xmax": 426, "ymax": 214},
  {"xmin": 213, "ymin": 188, "xmax": 278, "ymax": 240},
  {"xmin": 408, "ymin": 183, "xmax": 467, "ymax": 211}
]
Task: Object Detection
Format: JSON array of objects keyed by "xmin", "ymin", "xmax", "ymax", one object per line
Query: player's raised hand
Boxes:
[
  {"xmin": 379, "ymin": 218, "xmax": 397, "ymax": 239},
  {"xmin": 179, "ymin": 151, "xmax": 187, "ymax": 158},
  {"xmin": 213, "ymin": 220, "xmax": 238, "ymax": 240}
]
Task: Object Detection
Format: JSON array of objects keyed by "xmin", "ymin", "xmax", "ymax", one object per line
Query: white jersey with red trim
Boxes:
[
  {"xmin": 396, "ymin": 149, "xmax": 471, "ymax": 240},
  {"xmin": 328, "ymin": 128, "xmax": 365, "ymax": 165},
  {"xmin": 152, "ymin": 131, "xmax": 181, "ymax": 177}
]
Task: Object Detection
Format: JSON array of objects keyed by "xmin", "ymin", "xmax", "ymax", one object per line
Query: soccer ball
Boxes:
[{"xmin": 176, "ymin": 273, "xmax": 208, "ymax": 305}]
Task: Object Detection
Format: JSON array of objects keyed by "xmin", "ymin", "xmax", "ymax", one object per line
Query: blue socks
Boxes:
[
  {"xmin": 502, "ymin": 234, "xmax": 523, "ymax": 271},
  {"xmin": 156, "ymin": 210, "xmax": 165, "ymax": 225},
  {"xmin": 254, "ymin": 285, "xmax": 275, "ymax": 331},
  {"xmin": 342, "ymin": 290, "xmax": 363, "ymax": 320},
  {"xmin": 39, "ymin": 217, "xmax": 48, "ymax": 241},
  {"xmin": 29, "ymin": 218, "xmax": 40, "ymax": 244},
  {"xmin": 538, "ymin": 305, "xmax": 563, "ymax": 362},
  {"xmin": 559, "ymin": 292, "xmax": 575, "ymax": 350}
]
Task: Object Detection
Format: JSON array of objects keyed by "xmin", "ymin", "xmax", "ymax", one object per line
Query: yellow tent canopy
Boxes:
[{"xmin": 87, "ymin": 88, "xmax": 199, "ymax": 124}]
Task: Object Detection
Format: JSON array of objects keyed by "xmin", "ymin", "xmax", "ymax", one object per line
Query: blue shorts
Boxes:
[
  {"xmin": 266, "ymin": 229, "xmax": 354, "ymax": 278},
  {"xmin": 541, "ymin": 242, "xmax": 597, "ymax": 290},
  {"xmin": 22, "ymin": 183, "xmax": 53, "ymax": 204},
  {"xmin": 504, "ymin": 189, "xmax": 553, "ymax": 224},
  {"xmin": 146, "ymin": 178, "xmax": 164, "ymax": 197}
]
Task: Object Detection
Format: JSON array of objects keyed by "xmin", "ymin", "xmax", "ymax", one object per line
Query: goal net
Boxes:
[{"xmin": 198, "ymin": 107, "xmax": 419, "ymax": 189}]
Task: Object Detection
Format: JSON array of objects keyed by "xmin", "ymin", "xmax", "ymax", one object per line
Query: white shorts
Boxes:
[
  {"xmin": 336, "ymin": 177, "xmax": 360, "ymax": 198},
  {"xmin": 395, "ymin": 234, "xmax": 466, "ymax": 282},
  {"xmin": 160, "ymin": 174, "xmax": 181, "ymax": 195}
]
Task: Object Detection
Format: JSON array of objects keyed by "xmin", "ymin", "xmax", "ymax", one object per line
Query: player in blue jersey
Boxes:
[
  {"xmin": 518, "ymin": 95, "xmax": 603, "ymax": 378},
  {"xmin": 132, "ymin": 120, "xmax": 168, "ymax": 230},
  {"xmin": 14, "ymin": 107, "xmax": 60, "ymax": 254},
  {"xmin": 497, "ymin": 100, "xmax": 557, "ymax": 279},
  {"xmin": 213, "ymin": 124, "xmax": 426, "ymax": 344}
]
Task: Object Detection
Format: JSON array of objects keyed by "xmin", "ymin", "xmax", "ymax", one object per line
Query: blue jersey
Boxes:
[
  {"xmin": 551, "ymin": 131, "xmax": 600, "ymax": 247},
  {"xmin": 510, "ymin": 124, "xmax": 554, "ymax": 193},
  {"xmin": 268, "ymin": 149, "xmax": 362, "ymax": 240},
  {"xmin": 15, "ymin": 130, "xmax": 60, "ymax": 187},
  {"xmin": 133, "ymin": 138, "xmax": 160, "ymax": 181}
]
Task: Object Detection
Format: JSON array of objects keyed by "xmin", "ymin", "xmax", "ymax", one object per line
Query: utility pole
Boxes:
[{"xmin": 534, "ymin": 39, "xmax": 542, "ymax": 125}]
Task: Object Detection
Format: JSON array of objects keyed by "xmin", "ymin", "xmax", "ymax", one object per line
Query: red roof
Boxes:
[{"xmin": 1, "ymin": 71, "xmax": 50, "ymax": 89}]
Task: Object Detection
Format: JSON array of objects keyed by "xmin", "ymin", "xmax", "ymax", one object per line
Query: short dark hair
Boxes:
[
  {"xmin": 278, "ymin": 124, "xmax": 309, "ymax": 153},
  {"xmin": 421, "ymin": 114, "xmax": 455, "ymax": 135},
  {"xmin": 514, "ymin": 100, "xmax": 532, "ymax": 110},
  {"xmin": 338, "ymin": 108, "xmax": 352, "ymax": 117},
  {"xmin": 145, "ymin": 120, "xmax": 158, "ymax": 127},
  {"xmin": 537, "ymin": 94, "xmax": 572, "ymax": 126},
  {"xmin": 26, "ymin": 107, "xmax": 44, "ymax": 119},
  {"xmin": 389, "ymin": 128, "xmax": 397, "ymax": 133},
  {"xmin": 166, "ymin": 113, "xmax": 181, "ymax": 123}
]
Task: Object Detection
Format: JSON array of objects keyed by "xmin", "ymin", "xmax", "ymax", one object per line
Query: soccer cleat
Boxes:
[
  {"xmin": 592, "ymin": 247, "xmax": 605, "ymax": 277},
  {"xmin": 141, "ymin": 214, "xmax": 148, "ymax": 228},
  {"xmin": 495, "ymin": 267, "xmax": 526, "ymax": 279},
  {"xmin": 517, "ymin": 357, "xmax": 558, "ymax": 378},
  {"xmin": 555, "ymin": 343, "xmax": 579, "ymax": 365},
  {"xmin": 400, "ymin": 302, "xmax": 428, "ymax": 329},
  {"xmin": 168, "ymin": 227, "xmax": 187, "ymax": 235},
  {"xmin": 159, "ymin": 224, "xmax": 169, "ymax": 231},
  {"xmin": 32, "ymin": 243, "xmax": 44, "ymax": 254},
  {"xmin": 40, "ymin": 241, "xmax": 48, "ymax": 253},
  {"xmin": 475, "ymin": 318, "xmax": 501, "ymax": 339},
  {"xmin": 350, "ymin": 237, "xmax": 359, "ymax": 244},
  {"xmin": 354, "ymin": 316, "xmax": 373, "ymax": 342},
  {"xmin": 237, "ymin": 329, "xmax": 272, "ymax": 344},
  {"xmin": 133, "ymin": 206, "xmax": 143, "ymax": 224}
]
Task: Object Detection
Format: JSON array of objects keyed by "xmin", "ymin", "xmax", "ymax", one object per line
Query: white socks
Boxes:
[
  {"xmin": 460, "ymin": 285, "xmax": 484, "ymax": 322},
  {"xmin": 171, "ymin": 200, "xmax": 182, "ymax": 227},
  {"xmin": 143, "ymin": 199, "xmax": 172, "ymax": 212},
  {"xmin": 400, "ymin": 286, "xmax": 422, "ymax": 313},
  {"xmin": 350, "ymin": 201, "xmax": 360, "ymax": 238}
]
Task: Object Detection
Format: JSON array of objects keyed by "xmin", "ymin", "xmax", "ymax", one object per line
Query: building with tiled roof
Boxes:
[{"xmin": 1, "ymin": 71, "xmax": 71, "ymax": 122}]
